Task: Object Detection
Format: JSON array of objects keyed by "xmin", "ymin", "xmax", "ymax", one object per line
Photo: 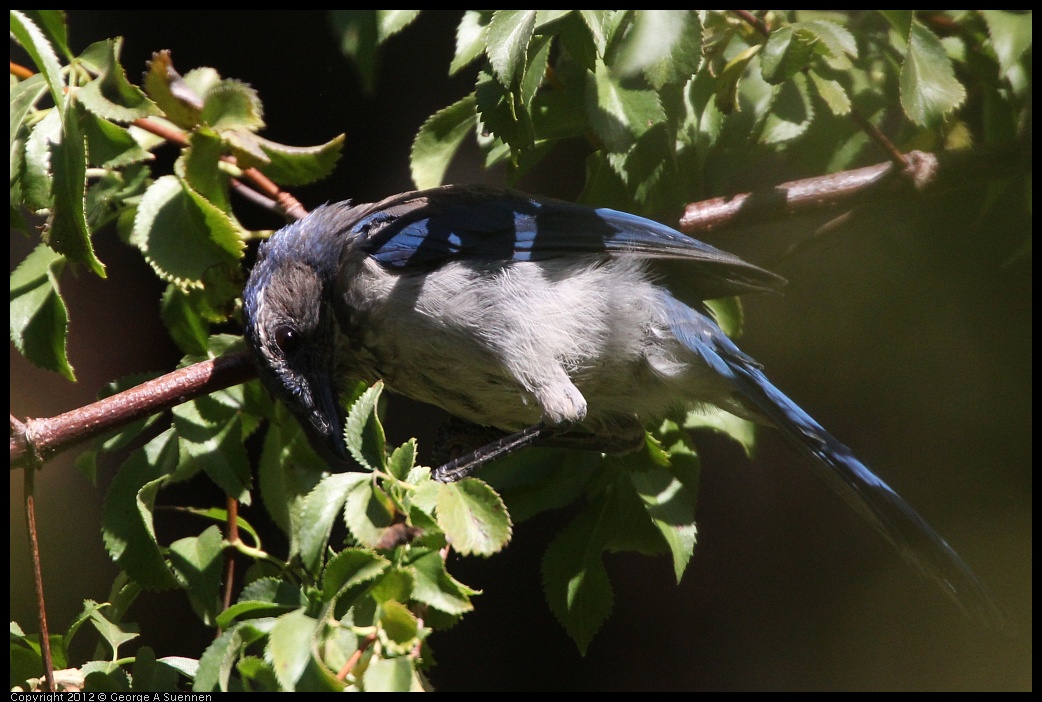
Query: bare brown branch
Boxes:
[{"xmin": 10, "ymin": 352, "xmax": 256, "ymax": 470}]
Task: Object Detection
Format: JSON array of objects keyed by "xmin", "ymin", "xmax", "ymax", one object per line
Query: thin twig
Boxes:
[
  {"xmin": 23, "ymin": 466, "xmax": 55, "ymax": 692},
  {"xmin": 337, "ymin": 633, "xmax": 378, "ymax": 681}
]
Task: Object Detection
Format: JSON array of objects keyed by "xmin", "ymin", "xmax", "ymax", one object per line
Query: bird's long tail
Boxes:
[{"xmin": 662, "ymin": 295, "xmax": 1006, "ymax": 629}]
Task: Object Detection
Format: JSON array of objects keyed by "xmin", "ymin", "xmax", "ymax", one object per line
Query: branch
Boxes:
[
  {"xmin": 10, "ymin": 352, "xmax": 256, "ymax": 470},
  {"xmin": 677, "ymin": 148, "xmax": 1016, "ymax": 238}
]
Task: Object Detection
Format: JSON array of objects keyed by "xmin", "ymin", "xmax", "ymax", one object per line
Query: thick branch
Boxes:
[{"xmin": 10, "ymin": 352, "xmax": 256, "ymax": 469}]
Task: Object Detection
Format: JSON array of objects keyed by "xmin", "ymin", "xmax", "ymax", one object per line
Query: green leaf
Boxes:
[
  {"xmin": 321, "ymin": 547, "xmax": 390, "ymax": 602},
  {"xmin": 486, "ymin": 10, "xmax": 537, "ymax": 86},
  {"xmin": 253, "ymin": 133, "xmax": 345, "ymax": 187},
  {"xmin": 541, "ymin": 497, "xmax": 615, "ymax": 655},
  {"xmin": 10, "ymin": 73, "xmax": 48, "ymax": 163},
  {"xmin": 167, "ymin": 525, "xmax": 225, "ymax": 626},
  {"xmin": 131, "ymin": 175, "xmax": 244, "ymax": 287},
  {"xmin": 377, "ymin": 600, "xmax": 420, "ymax": 656},
  {"xmin": 196, "ymin": 622, "xmax": 256, "ymax": 691},
  {"xmin": 408, "ymin": 549, "xmax": 478, "ymax": 616},
  {"xmin": 141, "ymin": 51, "xmax": 203, "ymax": 129},
  {"xmin": 218, "ymin": 578, "xmax": 307, "ymax": 631},
  {"xmin": 75, "ymin": 38, "xmax": 161, "ymax": 123},
  {"xmin": 878, "ymin": 11, "xmax": 913, "ymax": 38},
  {"xmin": 981, "ymin": 10, "xmax": 1033, "ymax": 76},
  {"xmin": 89, "ymin": 607, "xmax": 139, "ymax": 660},
  {"xmin": 258, "ymin": 404, "xmax": 327, "ymax": 547},
  {"xmin": 102, "ymin": 429, "xmax": 181, "ymax": 590},
  {"xmin": 377, "ymin": 10, "xmax": 420, "ymax": 42},
  {"xmin": 808, "ymin": 70, "xmax": 852, "ymax": 116},
  {"xmin": 344, "ymin": 477, "xmax": 397, "ymax": 548},
  {"xmin": 450, "ymin": 11, "xmax": 491, "ymax": 75},
  {"xmin": 161, "ymin": 284, "xmax": 210, "ymax": 355},
  {"xmin": 411, "ymin": 93, "xmax": 477, "ymax": 190},
  {"xmin": 201, "ymin": 79, "xmax": 265, "ymax": 132},
  {"xmin": 386, "ymin": 439, "xmax": 417, "ymax": 481},
  {"xmin": 174, "ymin": 404, "xmax": 252, "ymax": 503},
  {"xmin": 10, "ymin": 11, "xmax": 66, "ymax": 112},
  {"xmin": 435, "ymin": 478, "xmax": 511, "ymax": 556},
  {"xmin": 758, "ymin": 72, "xmax": 814, "ymax": 144},
  {"xmin": 330, "ymin": 11, "xmax": 380, "ymax": 94},
  {"xmin": 20, "ymin": 10, "xmax": 70, "ymax": 60},
  {"xmin": 713, "ymin": 44, "xmax": 761, "ymax": 114},
  {"xmin": 298, "ymin": 472, "xmax": 367, "ymax": 573},
  {"xmin": 580, "ymin": 10, "xmax": 618, "ymax": 59},
  {"xmin": 586, "ymin": 59, "xmax": 666, "ymax": 152},
  {"xmin": 362, "ymin": 655, "xmax": 416, "ymax": 692},
  {"xmin": 344, "ymin": 381, "xmax": 386, "ymax": 471},
  {"xmin": 48, "ymin": 101, "xmax": 106, "ymax": 277},
  {"xmin": 629, "ymin": 449, "xmax": 699, "ymax": 582},
  {"xmin": 761, "ymin": 24, "xmax": 817, "ymax": 84},
  {"xmin": 679, "ymin": 407, "xmax": 758, "ymax": 458},
  {"xmin": 614, "ymin": 10, "xmax": 702, "ymax": 89},
  {"xmin": 81, "ymin": 112, "xmax": 152, "ymax": 168},
  {"xmin": 475, "ymin": 68, "xmax": 534, "ymax": 155},
  {"xmin": 9, "ymin": 243, "xmax": 74, "ymax": 380},
  {"xmin": 266, "ymin": 609, "xmax": 318, "ymax": 691},
  {"xmin": 900, "ymin": 19, "xmax": 967, "ymax": 127}
]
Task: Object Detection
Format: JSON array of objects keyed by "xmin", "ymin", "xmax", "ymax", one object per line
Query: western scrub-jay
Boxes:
[{"xmin": 241, "ymin": 184, "xmax": 1003, "ymax": 627}]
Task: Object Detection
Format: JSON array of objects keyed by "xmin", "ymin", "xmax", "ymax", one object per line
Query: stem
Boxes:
[{"xmin": 23, "ymin": 466, "xmax": 55, "ymax": 692}]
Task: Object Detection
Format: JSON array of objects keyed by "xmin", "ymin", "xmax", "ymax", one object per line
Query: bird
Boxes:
[{"xmin": 241, "ymin": 183, "xmax": 1004, "ymax": 629}]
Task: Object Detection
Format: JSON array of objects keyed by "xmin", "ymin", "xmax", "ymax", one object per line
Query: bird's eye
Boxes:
[{"xmin": 273, "ymin": 326, "xmax": 300, "ymax": 355}]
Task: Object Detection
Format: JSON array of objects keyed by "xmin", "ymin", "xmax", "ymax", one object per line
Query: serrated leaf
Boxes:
[
  {"xmin": 344, "ymin": 478, "xmax": 396, "ymax": 548},
  {"xmin": 141, "ymin": 51, "xmax": 203, "ymax": 129},
  {"xmin": 202, "ymin": 79, "xmax": 265, "ymax": 132},
  {"xmin": 408, "ymin": 549, "xmax": 478, "ymax": 616},
  {"xmin": 102, "ymin": 429, "xmax": 181, "ymax": 590},
  {"xmin": 9, "ymin": 243, "xmax": 75, "ymax": 380},
  {"xmin": 758, "ymin": 72, "xmax": 814, "ymax": 144},
  {"xmin": 475, "ymin": 68, "xmax": 534, "ymax": 155},
  {"xmin": 10, "ymin": 73, "xmax": 48, "ymax": 166},
  {"xmin": 435, "ymin": 479, "xmax": 511, "ymax": 556},
  {"xmin": 981, "ymin": 10, "xmax": 1033, "ymax": 77},
  {"xmin": 411, "ymin": 93, "xmax": 477, "ymax": 190},
  {"xmin": 808, "ymin": 70, "xmax": 852, "ymax": 116},
  {"xmin": 586, "ymin": 59, "xmax": 666, "ymax": 152},
  {"xmin": 11, "ymin": 11, "xmax": 66, "ymax": 112},
  {"xmin": 89, "ymin": 607, "xmax": 139, "ymax": 659},
  {"xmin": 580, "ymin": 10, "xmax": 616, "ymax": 58},
  {"xmin": 266, "ymin": 609, "xmax": 318, "ymax": 691},
  {"xmin": 680, "ymin": 406, "xmax": 758, "ymax": 458},
  {"xmin": 253, "ymin": 133, "xmax": 344, "ymax": 187},
  {"xmin": 362, "ymin": 656, "xmax": 416, "ymax": 693},
  {"xmin": 258, "ymin": 405, "xmax": 327, "ymax": 546},
  {"xmin": 344, "ymin": 381, "xmax": 386, "ymax": 471},
  {"xmin": 81, "ymin": 112, "xmax": 153, "ymax": 168},
  {"xmin": 615, "ymin": 10, "xmax": 702, "ymax": 89},
  {"xmin": 486, "ymin": 10, "xmax": 537, "ymax": 86},
  {"xmin": 900, "ymin": 20, "xmax": 967, "ymax": 127},
  {"xmin": 377, "ymin": 10, "xmax": 420, "ymax": 42},
  {"xmin": 174, "ymin": 405, "xmax": 251, "ymax": 502},
  {"xmin": 321, "ymin": 547, "xmax": 390, "ymax": 601},
  {"xmin": 195, "ymin": 624, "xmax": 249, "ymax": 692},
  {"xmin": 377, "ymin": 600, "xmax": 419, "ymax": 656},
  {"xmin": 629, "ymin": 456, "xmax": 699, "ymax": 582},
  {"xmin": 386, "ymin": 439, "xmax": 417, "ymax": 481},
  {"xmin": 298, "ymin": 472, "xmax": 368, "ymax": 573},
  {"xmin": 75, "ymin": 38, "xmax": 161, "ymax": 123},
  {"xmin": 761, "ymin": 24, "xmax": 817, "ymax": 84},
  {"xmin": 161, "ymin": 284, "xmax": 210, "ymax": 355},
  {"xmin": 48, "ymin": 101, "xmax": 106, "ymax": 277},
  {"xmin": 450, "ymin": 11, "xmax": 490, "ymax": 75},
  {"xmin": 541, "ymin": 501, "xmax": 615, "ymax": 655},
  {"xmin": 168, "ymin": 525, "xmax": 224, "ymax": 626},
  {"xmin": 714, "ymin": 44, "xmax": 761, "ymax": 114},
  {"xmin": 131, "ymin": 175, "xmax": 244, "ymax": 287},
  {"xmin": 179, "ymin": 130, "xmax": 229, "ymax": 211}
]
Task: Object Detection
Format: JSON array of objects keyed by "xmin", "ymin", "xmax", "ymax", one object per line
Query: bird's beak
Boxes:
[{"xmin": 302, "ymin": 372, "xmax": 350, "ymax": 470}]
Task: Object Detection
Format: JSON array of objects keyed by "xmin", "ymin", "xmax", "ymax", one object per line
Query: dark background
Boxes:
[{"xmin": 10, "ymin": 11, "xmax": 1031, "ymax": 691}]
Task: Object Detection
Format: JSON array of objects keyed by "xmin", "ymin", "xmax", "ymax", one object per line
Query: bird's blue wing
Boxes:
[{"xmin": 350, "ymin": 185, "xmax": 785, "ymax": 300}]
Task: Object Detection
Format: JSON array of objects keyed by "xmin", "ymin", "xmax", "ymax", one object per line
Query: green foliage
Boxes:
[{"xmin": 9, "ymin": 8, "xmax": 1032, "ymax": 691}]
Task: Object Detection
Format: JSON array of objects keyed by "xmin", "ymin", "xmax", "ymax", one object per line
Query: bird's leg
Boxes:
[
  {"xmin": 432, "ymin": 424, "xmax": 551, "ymax": 482},
  {"xmin": 431, "ymin": 423, "xmax": 645, "ymax": 483}
]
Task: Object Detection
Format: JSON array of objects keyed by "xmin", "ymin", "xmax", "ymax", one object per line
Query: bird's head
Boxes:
[{"xmin": 242, "ymin": 206, "xmax": 356, "ymax": 467}]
